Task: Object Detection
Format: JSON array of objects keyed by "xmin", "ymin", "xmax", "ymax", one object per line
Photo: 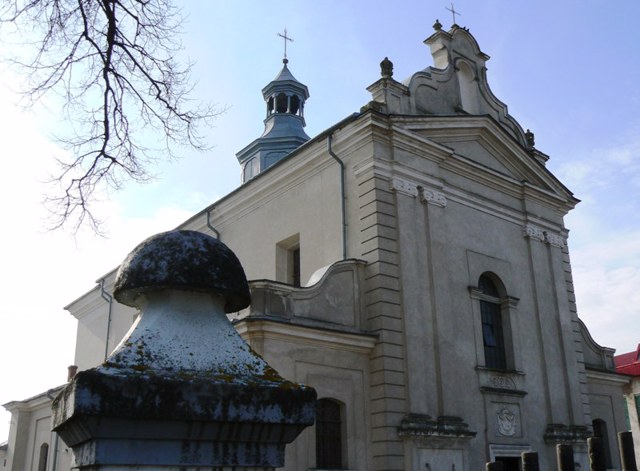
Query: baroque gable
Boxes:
[
  {"xmin": 367, "ymin": 25, "xmax": 529, "ymax": 152},
  {"xmin": 385, "ymin": 114, "xmax": 578, "ymax": 214}
]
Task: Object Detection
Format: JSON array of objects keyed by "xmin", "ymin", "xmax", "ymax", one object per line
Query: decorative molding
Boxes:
[
  {"xmin": 490, "ymin": 375, "xmax": 516, "ymax": 390},
  {"xmin": 497, "ymin": 407, "xmax": 517, "ymax": 437},
  {"xmin": 477, "ymin": 368, "xmax": 527, "ymax": 397},
  {"xmin": 545, "ymin": 232, "xmax": 565, "ymax": 248},
  {"xmin": 523, "ymin": 224, "xmax": 565, "ymax": 248},
  {"xmin": 398, "ymin": 414, "xmax": 476, "ymax": 441},
  {"xmin": 480, "ymin": 386, "xmax": 527, "ymax": 397},
  {"xmin": 523, "ymin": 224, "xmax": 545, "ymax": 242},
  {"xmin": 543, "ymin": 423, "xmax": 590, "ymax": 444},
  {"xmin": 389, "ymin": 176, "xmax": 419, "ymax": 197},
  {"xmin": 420, "ymin": 187, "xmax": 447, "ymax": 207}
]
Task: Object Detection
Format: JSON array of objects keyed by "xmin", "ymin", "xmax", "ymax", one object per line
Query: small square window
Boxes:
[{"xmin": 276, "ymin": 234, "xmax": 301, "ymax": 286}]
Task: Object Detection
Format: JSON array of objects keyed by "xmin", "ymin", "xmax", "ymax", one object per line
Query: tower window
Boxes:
[
  {"xmin": 276, "ymin": 92, "xmax": 288, "ymax": 113},
  {"xmin": 290, "ymin": 95, "xmax": 300, "ymax": 114},
  {"xmin": 316, "ymin": 398, "xmax": 345, "ymax": 469},
  {"xmin": 242, "ymin": 156, "xmax": 260, "ymax": 182},
  {"xmin": 267, "ymin": 96, "xmax": 274, "ymax": 115}
]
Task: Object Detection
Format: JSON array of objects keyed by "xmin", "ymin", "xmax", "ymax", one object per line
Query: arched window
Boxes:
[
  {"xmin": 289, "ymin": 95, "xmax": 300, "ymax": 115},
  {"xmin": 267, "ymin": 96, "xmax": 274, "ymax": 115},
  {"xmin": 457, "ymin": 60, "xmax": 479, "ymax": 114},
  {"xmin": 37, "ymin": 443, "xmax": 49, "ymax": 471},
  {"xmin": 479, "ymin": 274, "xmax": 507, "ymax": 370},
  {"xmin": 276, "ymin": 93, "xmax": 288, "ymax": 113},
  {"xmin": 316, "ymin": 398, "xmax": 345, "ymax": 469}
]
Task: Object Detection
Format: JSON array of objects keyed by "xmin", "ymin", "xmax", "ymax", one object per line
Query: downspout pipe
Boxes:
[
  {"xmin": 327, "ymin": 133, "xmax": 347, "ymax": 260},
  {"xmin": 99, "ymin": 278, "xmax": 113, "ymax": 361},
  {"xmin": 207, "ymin": 209, "xmax": 220, "ymax": 240}
]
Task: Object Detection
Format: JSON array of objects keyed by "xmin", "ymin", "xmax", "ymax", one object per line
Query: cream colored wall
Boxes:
[
  {"xmin": 188, "ymin": 143, "xmax": 345, "ymax": 286},
  {"xmin": 58, "ymin": 110, "xmax": 623, "ymax": 471},
  {"xmin": 3, "ymin": 398, "xmax": 72, "ymax": 471},
  {"xmin": 240, "ymin": 329, "xmax": 373, "ymax": 471}
]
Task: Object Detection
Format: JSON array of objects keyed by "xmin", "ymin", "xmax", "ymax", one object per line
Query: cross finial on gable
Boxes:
[
  {"xmin": 277, "ymin": 28, "xmax": 294, "ymax": 63},
  {"xmin": 445, "ymin": 3, "xmax": 461, "ymax": 25}
]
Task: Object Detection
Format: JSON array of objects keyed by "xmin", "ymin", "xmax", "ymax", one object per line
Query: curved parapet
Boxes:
[
  {"xmin": 578, "ymin": 318, "xmax": 616, "ymax": 371},
  {"xmin": 233, "ymin": 258, "xmax": 367, "ymax": 332}
]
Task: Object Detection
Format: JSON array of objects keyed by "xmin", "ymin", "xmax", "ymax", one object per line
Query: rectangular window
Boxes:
[
  {"xmin": 316, "ymin": 398, "xmax": 345, "ymax": 469},
  {"xmin": 291, "ymin": 247, "xmax": 301, "ymax": 287},
  {"xmin": 276, "ymin": 234, "xmax": 301, "ymax": 286}
]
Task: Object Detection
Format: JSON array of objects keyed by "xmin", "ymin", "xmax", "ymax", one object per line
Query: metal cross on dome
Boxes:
[
  {"xmin": 446, "ymin": 3, "xmax": 461, "ymax": 24},
  {"xmin": 277, "ymin": 28, "xmax": 294, "ymax": 62}
]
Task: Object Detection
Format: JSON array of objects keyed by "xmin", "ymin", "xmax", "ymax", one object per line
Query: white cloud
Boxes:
[{"xmin": 571, "ymin": 228, "xmax": 640, "ymax": 352}]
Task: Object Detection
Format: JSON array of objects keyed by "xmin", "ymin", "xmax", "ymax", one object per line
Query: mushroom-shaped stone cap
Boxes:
[{"xmin": 114, "ymin": 230, "xmax": 250, "ymax": 312}]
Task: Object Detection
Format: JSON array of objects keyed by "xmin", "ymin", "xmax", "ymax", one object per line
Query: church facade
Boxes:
[{"xmin": 2, "ymin": 24, "xmax": 631, "ymax": 471}]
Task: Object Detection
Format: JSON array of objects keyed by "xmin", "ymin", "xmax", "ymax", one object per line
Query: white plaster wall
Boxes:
[
  {"xmin": 191, "ymin": 148, "xmax": 344, "ymax": 285},
  {"xmin": 241, "ymin": 330, "xmax": 373, "ymax": 471}
]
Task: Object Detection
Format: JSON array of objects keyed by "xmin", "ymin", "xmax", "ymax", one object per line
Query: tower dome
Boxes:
[{"xmin": 236, "ymin": 57, "xmax": 310, "ymax": 182}]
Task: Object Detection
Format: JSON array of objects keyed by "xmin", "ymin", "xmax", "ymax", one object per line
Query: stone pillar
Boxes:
[
  {"xmin": 52, "ymin": 230, "xmax": 316, "ymax": 470},
  {"xmin": 486, "ymin": 461, "xmax": 503, "ymax": 471},
  {"xmin": 522, "ymin": 451, "xmax": 539, "ymax": 471},
  {"xmin": 588, "ymin": 437, "xmax": 606, "ymax": 471},
  {"xmin": 557, "ymin": 444, "xmax": 575, "ymax": 471},
  {"xmin": 618, "ymin": 431, "xmax": 638, "ymax": 471}
]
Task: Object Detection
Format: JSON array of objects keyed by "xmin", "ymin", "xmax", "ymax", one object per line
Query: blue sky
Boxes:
[{"xmin": 1, "ymin": 1, "xmax": 639, "ymax": 440}]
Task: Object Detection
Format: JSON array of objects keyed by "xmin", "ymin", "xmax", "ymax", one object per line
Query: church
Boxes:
[{"xmin": 2, "ymin": 22, "xmax": 633, "ymax": 471}]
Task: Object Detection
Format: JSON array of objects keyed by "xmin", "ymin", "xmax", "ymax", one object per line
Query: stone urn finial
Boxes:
[
  {"xmin": 380, "ymin": 56, "xmax": 394, "ymax": 78},
  {"xmin": 53, "ymin": 230, "xmax": 316, "ymax": 470}
]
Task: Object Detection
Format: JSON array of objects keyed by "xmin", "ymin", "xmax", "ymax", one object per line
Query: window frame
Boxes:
[
  {"xmin": 469, "ymin": 272, "xmax": 519, "ymax": 372},
  {"xmin": 315, "ymin": 397, "xmax": 347, "ymax": 470},
  {"xmin": 276, "ymin": 234, "xmax": 301, "ymax": 286}
]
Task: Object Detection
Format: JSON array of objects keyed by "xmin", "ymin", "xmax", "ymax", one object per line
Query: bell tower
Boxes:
[{"xmin": 236, "ymin": 40, "xmax": 310, "ymax": 182}]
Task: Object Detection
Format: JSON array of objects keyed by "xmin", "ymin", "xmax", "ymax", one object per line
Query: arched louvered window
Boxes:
[
  {"xmin": 290, "ymin": 95, "xmax": 300, "ymax": 114},
  {"xmin": 316, "ymin": 398, "xmax": 345, "ymax": 469},
  {"xmin": 276, "ymin": 93, "xmax": 288, "ymax": 113}
]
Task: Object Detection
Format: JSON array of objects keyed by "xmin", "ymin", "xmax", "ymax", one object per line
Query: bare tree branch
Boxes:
[{"xmin": 1, "ymin": 0, "xmax": 220, "ymax": 234}]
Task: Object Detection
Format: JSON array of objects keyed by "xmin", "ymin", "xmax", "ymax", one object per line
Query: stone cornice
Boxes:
[
  {"xmin": 65, "ymin": 285, "xmax": 106, "ymax": 320},
  {"xmin": 585, "ymin": 369, "xmax": 631, "ymax": 386},
  {"xmin": 3, "ymin": 385, "xmax": 64, "ymax": 411},
  {"xmin": 235, "ymin": 318, "xmax": 377, "ymax": 354},
  {"xmin": 389, "ymin": 116, "xmax": 577, "ymax": 212}
]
